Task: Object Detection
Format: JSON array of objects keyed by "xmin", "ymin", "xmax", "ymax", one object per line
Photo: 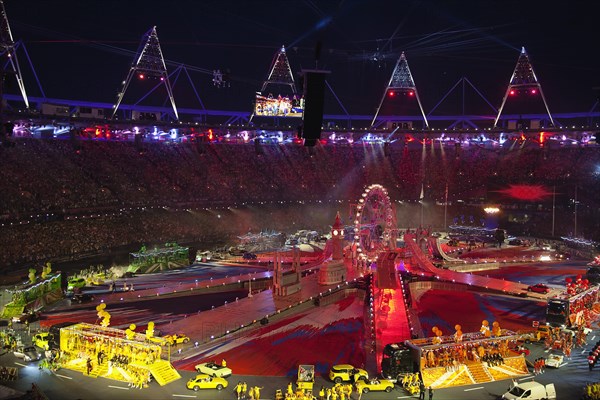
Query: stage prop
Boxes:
[{"xmin": 57, "ymin": 322, "xmax": 180, "ymax": 387}]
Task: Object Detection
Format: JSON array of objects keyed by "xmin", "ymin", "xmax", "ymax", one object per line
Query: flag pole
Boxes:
[
  {"xmin": 420, "ymin": 183, "xmax": 424, "ymax": 228},
  {"xmin": 551, "ymin": 185, "xmax": 555, "ymax": 237},
  {"xmin": 444, "ymin": 183, "xmax": 448, "ymax": 233}
]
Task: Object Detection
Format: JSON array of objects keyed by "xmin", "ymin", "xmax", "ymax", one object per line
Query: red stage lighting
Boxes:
[
  {"xmin": 388, "ymin": 91, "xmax": 395, "ymax": 97},
  {"xmin": 138, "ymin": 73, "xmax": 145, "ymax": 80},
  {"xmin": 408, "ymin": 91, "xmax": 414, "ymax": 96},
  {"xmin": 530, "ymin": 89, "xmax": 537, "ymax": 94},
  {"xmin": 160, "ymin": 76, "xmax": 165, "ymax": 81},
  {"xmin": 509, "ymin": 89, "xmax": 515, "ymax": 96}
]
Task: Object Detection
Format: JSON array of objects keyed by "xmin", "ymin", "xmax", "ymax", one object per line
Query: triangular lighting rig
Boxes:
[
  {"xmin": 494, "ymin": 47, "xmax": 554, "ymax": 128},
  {"xmin": 372, "ymin": 52, "xmax": 428, "ymax": 128},
  {"xmin": 112, "ymin": 26, "xmax": 178, "ymax": 120}
]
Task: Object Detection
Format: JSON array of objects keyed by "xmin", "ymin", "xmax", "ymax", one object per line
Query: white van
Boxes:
[{"xmin": 502, "ymin": 381, "xmax": 556, "ymax": 400}]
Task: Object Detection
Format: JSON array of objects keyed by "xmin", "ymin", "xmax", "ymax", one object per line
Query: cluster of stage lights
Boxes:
[
  {"xmin": 483, "ymin": 206, "xmax": 500, "ymax": 214},
  {"xmin": 138, "ymin": 73, "xmax": 165, "ymax": 81},
  {"xmin": 509, "ymin": 88, "xmax": 537, "ymax": 96},
  {"xmin": 388, "ymin": 90, "xmax": 414, "ymax": 97}
]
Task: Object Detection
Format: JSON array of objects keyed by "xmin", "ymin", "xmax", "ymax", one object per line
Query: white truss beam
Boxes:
[{"xmin": 0, "ymin": 0, "xmax": 29, "ymax": 108}]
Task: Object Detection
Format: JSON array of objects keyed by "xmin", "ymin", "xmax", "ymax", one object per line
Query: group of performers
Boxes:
[
  {"xmin": 532, "ymin": 358, "xmax": 546, "ymax": 375},
  {"xmin": 275, "ymin": 382, "xmax": 354, "ymax": 400},
  {"xmin": 421, "ymin": 339, "xmax": 511, "ymax": 370},
  {"xmin": 401, "ymin": 373, "xmax": 422, "ymax": 395},
  {"xmin": 543, "ymin": 325, "xmax": 589, "ymax": 358},
  {"xmin": 233, "ymin": 381, "xmax": 263, "ymax": 400},
  {"xmin": 583, "ymin": 383, "xmax": 600, "ymax": 400},
  {"xmin": 0, "ymin": 330, "xmax": 17, "ymax": 350},
  {"xmin": 255, "ymin": 94, "xmax": 303, "ymax": 117},
  {"xmin": 0, "ymin": 365, "xmax": 17, "ymax": 381}
]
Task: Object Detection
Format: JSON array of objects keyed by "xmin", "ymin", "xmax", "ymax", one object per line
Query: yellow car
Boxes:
[
  {"xmin": 186, "ymin": 374, "xmax": 228, "ymax": 391},
  {"xmin": 32, "ymin": 332, "xmax": 54, "ymax": 351},
  {"xmin": 537, "ymin": 325, "xmax": 553, "ymax": 340},
  {"xmin": 147, "ymin": 336, "xmax": 169, "ymax": 346},
  {"xmin": 90, "ymin": 275, "xmax": 105, "ymax": 285},
  {"xmin": 164, "ymin": 334, "xmax": 190, "ymax": 345},
  {"xmin": 195, "ymin": 362, "xmax": 232, "ymax": 378},
  {"xmin": 329, "ymin": 364, "xmax": 369, "ymax": 383},
  {"xmin": 67, "ymin": 277, "xmax": 86, "ymax": 292},
  {"xmin": 355, "ymin": 378, "xmax": 395, "ymax": 393}
]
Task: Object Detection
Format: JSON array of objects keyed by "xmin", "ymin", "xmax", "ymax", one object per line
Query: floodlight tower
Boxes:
[
  {"xmin": 0, "ymin": 0, "xmax": 29, "ymax": 108},
  {"xmin": 494, "ymin": 47, "xmax": 554, "ymax": 128},
  {"xmin": 372, "ymin": 52, "xmax": 428, "ymax": 128},
  {"xmin": 112, "ymin": 26, "xmax": 178, "ymax": 120}
]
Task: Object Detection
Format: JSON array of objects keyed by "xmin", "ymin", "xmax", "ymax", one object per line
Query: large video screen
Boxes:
[{"xmin": 254, "ymin": 92, "xmax": 304, "ymax": 117}]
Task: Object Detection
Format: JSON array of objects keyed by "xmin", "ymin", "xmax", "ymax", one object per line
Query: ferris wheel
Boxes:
[{"xmin": 353, "ymin": 184, "xmax": 397, "ymax": 261}]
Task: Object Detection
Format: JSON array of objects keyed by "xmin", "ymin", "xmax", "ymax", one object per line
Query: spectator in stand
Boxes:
[{"xmin": 0, "ymin": 136, "xmax": 598, "ymax": 269}]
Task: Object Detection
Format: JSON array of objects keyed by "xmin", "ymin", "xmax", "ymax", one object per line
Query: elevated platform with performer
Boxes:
[
  {"xmin": 382, "ymin": 326, "xmax": 529, "ymax": 389},
  {"xmin": 57, "ymin": 322, "xmax": 180, "ymax": 387},
  {"xmin": 408, "ymin": 329, "xmax": 529, "ymax": 389}
]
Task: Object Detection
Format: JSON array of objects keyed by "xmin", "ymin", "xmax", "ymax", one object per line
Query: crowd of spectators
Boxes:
[{"xmin": 0, "ymin": 137, "xmax": 598, "ymax": 269}]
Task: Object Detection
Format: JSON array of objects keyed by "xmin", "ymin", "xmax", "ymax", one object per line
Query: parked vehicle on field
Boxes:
[
  {"xmin": 527, "ymin": 283, "xmax": 550, "ymax": 294},
  {"xmin": 502, "ymin": 381, "xmax": 556, "ymax": 400},
  {"xmin": 355, "ymin": 378, "xmax": 395, "ymax": 394},
  {"xmin": 12, "ymin": 312, "xmax": 41, "ymax": 324},
  {"xmin": 186, "ymin": 374, "xmax": 228, "ymax": 391},
  {"xmin": 163, "ymin": 334, "xmax": 190, "ymax": 345},
  {"xmin": 195, "ymin": 362, "xmax": 232, "ymax": 378},
  {"xmin": 14, "ymin": 346, "xmax": 42, "ymax": 362},
  {"xmin": 32, "ymin": 332, "xmax": 53, "ymax": 351},
  {"xmin": 545, "ymin": 354, "xmax": 564, "ymax": 368},
  {"xmin": 329, "ymin": 364, "xmax": 368, "ymax": 383}
]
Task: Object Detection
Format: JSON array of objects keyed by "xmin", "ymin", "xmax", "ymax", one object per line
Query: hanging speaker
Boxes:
[{"xmin": 301, "ymin": 69, "xmax": 330, "ymax": 147}]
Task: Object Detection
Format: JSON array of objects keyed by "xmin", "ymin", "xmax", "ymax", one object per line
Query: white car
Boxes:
[
  {"xmin": 545, "ymin": 354, "xmax": 564, "ymax": 368},
  {"xmin": 195, "ymin": 362, "xmax": 232, "ymax": 378},
  {"xmin": 14, "ymin": 346, "xmax": 42, "ymax": 362}
]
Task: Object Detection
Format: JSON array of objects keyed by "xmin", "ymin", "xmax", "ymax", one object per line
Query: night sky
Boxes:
[{"xmin": 4, "ymin": 0, "xmax": 599, "ymax": 115}]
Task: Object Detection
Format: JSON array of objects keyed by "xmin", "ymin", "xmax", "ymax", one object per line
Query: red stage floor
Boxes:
[{"xmin": 173, "ymin": 294, "xmax": 365, "ymax": 377}]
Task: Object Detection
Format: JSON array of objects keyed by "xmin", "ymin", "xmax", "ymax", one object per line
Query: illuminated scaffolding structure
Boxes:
[
  {"xmin": 0, "ymin": 0, "xmax": 29, "ymax": 108},
  {"xmin": 112, "ymin": 26, "xmax": 178, "ymax": 120},
  {"xmin": 372, "ymin": 52, "xmax": 428, "ymax": 128},
  {"xmin": 494, "ymin": 47, "xmax": 554, "ymax": 128}
]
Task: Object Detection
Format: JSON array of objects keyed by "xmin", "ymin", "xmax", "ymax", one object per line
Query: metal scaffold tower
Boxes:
[
  {"xmin": 494, "ymin": 47, "xmax": 554, "ymax": 128},
  {"xmin": 372, "ymin": 52, "xmax": 428, "ymax": 128},
  {"xmin": 262, "ymin": 45, "xmax": 297, "ymax": 94},
  {"xmin": 112, "ymin": 26, "xmax": 178, "ymax": 120},
  {"xmin": 0, "ymin": 0, "xmax": 29, "ymax": 108}
]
